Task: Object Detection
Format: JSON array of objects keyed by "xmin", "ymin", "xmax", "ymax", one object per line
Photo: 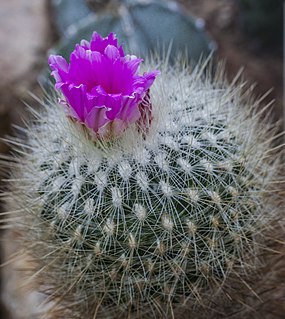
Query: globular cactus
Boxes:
[{"xmin": 5, "ymin": 32, "xmax": 283, "ymax": 319}]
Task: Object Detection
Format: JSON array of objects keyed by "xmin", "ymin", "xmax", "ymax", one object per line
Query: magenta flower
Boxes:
[{"xmin": 48, "ymin": 32, "xmax": 159, "ymax": 140}]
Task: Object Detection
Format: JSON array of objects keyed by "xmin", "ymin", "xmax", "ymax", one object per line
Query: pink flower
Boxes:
[{"xmin": 48, "ymin": 32, "xmax": 159, "ymax": 140}]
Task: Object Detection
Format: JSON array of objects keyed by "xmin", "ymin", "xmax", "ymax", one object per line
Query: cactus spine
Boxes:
[{"xmin": 5, "ymin": 60, "xmax": 282, "ymax": 318}]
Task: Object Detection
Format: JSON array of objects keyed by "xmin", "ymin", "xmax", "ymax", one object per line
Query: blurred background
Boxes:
[{"xmin": 0, "ymin": 0, "xmax": 283, "ymax": 318}]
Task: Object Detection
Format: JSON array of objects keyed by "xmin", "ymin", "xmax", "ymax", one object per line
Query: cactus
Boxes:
[
  {"xmin": 5, "ymin": 34, "xmax": 283, "ymax": 318},
  {"xmin": 51, "ymin": 0, "xmax": 214, "ymax": 63}
]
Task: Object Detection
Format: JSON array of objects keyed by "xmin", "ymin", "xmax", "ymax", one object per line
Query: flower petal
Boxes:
[
  {"xmin": 119, "ymin": 95, "xmax": 141, "ymax": 123},
  {"xmin": 80, "ymin": 39, "xmax": 90, "ymax": 50},
  {"xmin": 48, "ymin": 55, "xmax": 69, "ymax": 85},
  {"xmin": 85, "ymin": 105, "xmax": 109, "ymax": 133},
  {"xmin": 61, "ymin": 83, "xmax": 94, "ymax": 121},
  {"xmin": 97, "ymin": 118, "xmax": 127, "ymax": 139},
  {"xmin": 49, "ymin": 32, "xmax": 159, "ymax": 140},
  {"xmin": 90, "ymin": 32, "xmax": 124, "ymax": 56},
  {"xmin": 104, "ymin": 45, "xmax": 121, "ymax": 60},
  {"xmin": 69, "ymin": 47, "xmax": 102, "ymax": 90},
  {"xmin": 124, "ymin": 57, "xmax": 143, "ymax": 75},
  {"xmin": 143, "ymin": 70, "xmax": 161, "ymax": 90}
]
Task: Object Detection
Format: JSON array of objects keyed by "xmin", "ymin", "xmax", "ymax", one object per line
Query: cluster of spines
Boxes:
[
  {"xmin": 4, "ymin": 62, "xmax": 280, "ymax": 319},
  {"xmin": 22, "ymin": 105, "xmax": 262, "ymax": 314}
]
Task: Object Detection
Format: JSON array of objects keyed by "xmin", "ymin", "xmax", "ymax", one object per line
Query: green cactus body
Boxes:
[{"xmin": 6, "ymin": 61, "xmax": 281, "ymax": 318}]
